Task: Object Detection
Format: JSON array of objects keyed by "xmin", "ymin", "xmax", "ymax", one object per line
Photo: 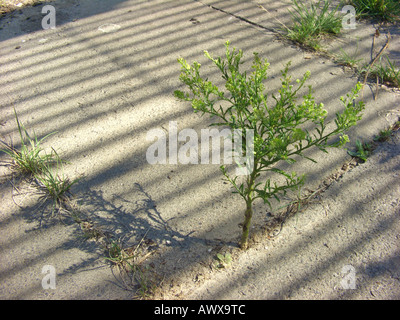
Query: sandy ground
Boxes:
[{"xmin": 0, "ymin": 0, "xmax": 399, "ymax": 300}]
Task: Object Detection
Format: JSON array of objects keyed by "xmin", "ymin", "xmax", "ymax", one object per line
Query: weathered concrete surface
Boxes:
[{"xmin": 0, "ymin": 0, "xmax": 399, "ymax": 299}]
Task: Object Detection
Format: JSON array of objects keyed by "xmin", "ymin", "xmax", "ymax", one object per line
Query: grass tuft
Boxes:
[
  {"xmin": 34, "ymin": 148, "xmax": 79, "ymax": 209},
  {"xmin": 360, "ymin": 55, "xmax": 400, "ymax": 89},
  {"xmin": 0, "ymin": 109, "xmax": 56, "ymax": 175},
  {"xmin": 1, "ymin": 109, "xmax": 78, "ymax": 213},
  {"xmin": 104, "ymin": 236, "xmax": 157, "ymax": 299},
  {"xmin": 285, "ymin": 0, "xmax": 343, "ymax": 50},
  {"xmin": 347, "ymin": 0, "xmax": 400, "ymax": 22},
  {"xmin": 335, "ymin": 48, "xmax": 363, "ymax": 69}
]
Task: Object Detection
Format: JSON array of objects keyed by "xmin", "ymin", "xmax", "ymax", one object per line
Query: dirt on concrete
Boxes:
[{"xmin": 0, "ymin": 0, "xmax": 399, "ymax": 300}]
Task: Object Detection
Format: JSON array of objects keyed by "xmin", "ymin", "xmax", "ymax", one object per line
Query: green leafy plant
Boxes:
[
  {"xmin": 285, "ymin": 0, "xmax": 343, "ymax": 50},
  {"xmin": 360, "ymin": 56, "xmax": 400, "ymax": 89},
  {"xmin": 347, "ymin": 140, "xmax": 372, "ymax": 162},
  {"xmin": 374, "ymin": 56, "xmax": 400, "ymax": 89},
  {"xmin": 214, "ymin": 252, "xmax": 232, "ymax": 269},
  {"xmin": 0, "ymin": 109, "xmax": 55, "ymax": 175},
  {"xmin": 373, "ymin": 128, "xmax": 392, "ymax": 142},
  {"xmin": 348, "ymin": 0, "xmax": 400, "ymax": 22},
  {"xmin": 385, "ymin": 57, "xmax": 400, "ymax": 88},
  {"xmin": 174, "ymin": 41, "xmax": 364, "ymax": 249},
  {"xmin": 105, "ymin": 239, "xmax": 136, "ymax": 266}
]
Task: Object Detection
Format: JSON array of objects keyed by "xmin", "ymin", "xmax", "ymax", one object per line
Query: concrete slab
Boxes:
[{"xmin": 0, "ymin": 0, "xmax": 399, "ymax": 300}]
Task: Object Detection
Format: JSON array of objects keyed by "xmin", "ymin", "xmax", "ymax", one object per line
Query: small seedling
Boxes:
[
  {"xmin": 392, "ymin": 120, "xmax": 400, "ymax": 132},
  {"xmin": 79, "ymin": 220, "xmax": 105, "ymax": 240},
  {"xmin": 336, "ymin": 48, "xmax": 363, "ymax": 69},
  {"xmin": 347, "ymin": 140, "xmax": 372, "ymax": 162},
  {"xmin": 214, "ymin": 252, "xmax": 232, "ymax": 269},
  {"xmin": 363, "ymin": 56, "xmax": 400, "ymax": 89},
  {"xmin": 374, "ymin": 128, "xmax": 392, "ymax": 142},
  {"xmin": 134, "ymin": 265, "xmax": 157, "ymax": 299},
  {"xmin": 105, "ymin": 239, "xmax": 136, "ymax": 267},
  {"xmin": 383, "ymin": 56, "xmax": 400, "ymax": 89}
]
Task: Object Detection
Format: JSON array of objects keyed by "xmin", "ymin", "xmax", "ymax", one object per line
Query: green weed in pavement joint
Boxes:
[
  {"xmin": 360, "ymin": 55, "xmax": 400, "ymax": 89},
  {"xmin": 347, "ymin": 140, "xmax": 372, "ymax": 162},
  {"xmin": 105, "ymin": 239, "xmax": 136, "ymax": 266},
  {"xmin": 34, "ymin": 148, "xmax": 79, "ymax": 213},
  {"xmin": 374, "ymin": 128, "xmax": 392, "ymax": 142},
  {"xmin": 104, "ymin": 231, "xmax": 157, "ymax": 298},
  {"xmin": 335, "ymin": 47, "xmax": 364, "ymax": 69},
  {"xmin": 134, "ymin": 266, "xmax": 157, "ymax": 299},
  {"xmin": 0, "ymin": 108, "xmax": 56, "ymax": 176},
  {"xmin": 285, "ymin": 0, "xmax": 343, "ymax": 51},
  {"xmin": 384, "ymin": 56, "xmax": 400, "ymax": 88},
  {"xmin": 346, "ymin": 0, "xmax": 400, "ymax": 22},
  {"xmin": 1, "ymin": 109, "xmax": 79, "ymax": 214},
  {"xmin": 175, "ymin": 41, "xmax": 364, "ymax": 249}
]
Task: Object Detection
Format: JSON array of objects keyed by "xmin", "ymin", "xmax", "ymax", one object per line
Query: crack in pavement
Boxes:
[{"xmin": 194, "ymin": 0, "xmax": 277, "ymax": 34}]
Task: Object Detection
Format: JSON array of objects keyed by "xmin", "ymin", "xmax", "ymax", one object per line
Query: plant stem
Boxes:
[
  {"xmin": 240, "ymin": 167, "xmax": 257, "ymax": 249},
  {"xmin": 240, "ymin": 198, "xmax": 253, "ymax": 250}
]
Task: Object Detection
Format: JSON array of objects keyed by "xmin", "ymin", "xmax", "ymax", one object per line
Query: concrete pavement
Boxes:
[{"xmin": 0, "ymin": 0, "xmax": 399, "ymax": 299}]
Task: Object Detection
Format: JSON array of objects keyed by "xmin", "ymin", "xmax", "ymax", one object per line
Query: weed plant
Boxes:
[
  {"xmin": 34, "ymin": 149, "xmax": 79, "ymax": 209},
  {"xmin": 175, "ymin": 41, "xmax": 364, "ymax": 249},
  {"xmin": 214, "ymin": 252, "xmax": 232, "ymax": 269},
  {"xmin": 372, "ymin": 56, "xmax": 400, "ymax": 88},
  {"xmin": 335, "ymin": 48, "xmax": 363, "ymax": 69},
  {"xmin": 374, "ymin": 128, "xmax": 392, "ymax": 142},
  {"xmin": 1, "ymin": 109, "xmax": 78, "ymax": 212},
  {"xmin": 285, "ymin": 0, "xmax": 343, "ymax": 50},
  {"xmin": 105, "ymin": 239, "xmax": 156, "ymax": 298},
  {"xmin": 347, "ymin": 0, "xmax": 400, "ymax": 22},
  {"xmin": 347, "ymin": 140, "xmax": 372, "ymax": 162},
  {"xmin": 360, "ymin": 56, "xmax": 400, "ymax": 89},
  {"xmin": 0, "ymin": 109, "xmax": 55, "ymax": 175}
]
